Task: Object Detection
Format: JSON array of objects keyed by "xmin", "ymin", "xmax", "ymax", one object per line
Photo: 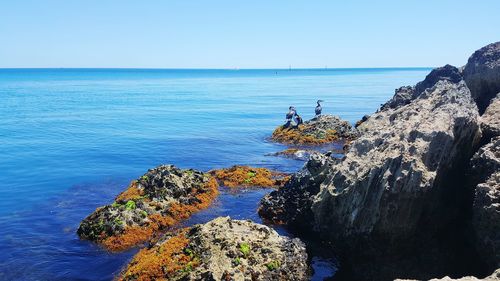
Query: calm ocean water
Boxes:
[{"xmin": 0, "ymin": 68, "xmax": 431, "ymax": 280}]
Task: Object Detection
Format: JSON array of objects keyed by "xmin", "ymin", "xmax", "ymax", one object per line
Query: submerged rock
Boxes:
[
  {"xmin": 472, "ymin": 137, "xmax": 500, "ymax": 270},
  {"xmin": 119, "ymin": 217, "xmax": 309, "ymax": 281},
  {"xmin": 261, "ymin": 75, "xmax": 481, "ymax": 279},
  {"xmin": 210, "ymin": 165, "xmax": 290, "ymax": 188},
  {"xmin": 77, "ymin": 165, "xmax": 218, "ymax": 251},
  {"xmin": 463, "ymin": 41, "xmax": 500, "ymax": 114},
  {"xmin": 267, "ymin": 148, "xmax": 317, "ymax": 161},
  {"xmin": 271, "ymin": 115, "xmax": 358, "ymax": 145}
]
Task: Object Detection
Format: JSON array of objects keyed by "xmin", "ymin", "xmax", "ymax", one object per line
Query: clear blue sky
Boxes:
[{"xmin": 1, "ymin": 0, "xmax": 499, "ymax": 68}]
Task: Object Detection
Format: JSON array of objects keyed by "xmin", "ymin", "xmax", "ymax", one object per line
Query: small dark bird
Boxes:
[
  {"xmin": 315, "ymin": 100, "xmax": 324, "ymax": 116},
  {"xmin": 286, "ymin": 106, "xmax": 296, "ymax": 120}
]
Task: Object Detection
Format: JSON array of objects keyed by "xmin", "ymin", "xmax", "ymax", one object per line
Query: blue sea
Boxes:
[{"xmin": 0, "ymin": 68, "xmax": 431, "ymax": 280}]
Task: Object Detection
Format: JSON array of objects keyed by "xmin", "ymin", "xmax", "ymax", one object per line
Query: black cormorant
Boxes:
[
  {"xmin": 315, "ymin": 100, "xmax": 324, "ymax": 116},
  {"xmin": 286, "ymin": 106, "xmax": 296, "ymax": 120}
]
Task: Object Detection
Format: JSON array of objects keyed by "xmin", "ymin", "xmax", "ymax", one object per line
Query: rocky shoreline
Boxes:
[
  {"xmin": 260, "ymin": 41, "xmax": 500, "ymax": 280},
  {"xmin": 78, "ymin": 42, "xmax": 500, "ymax": 280}
]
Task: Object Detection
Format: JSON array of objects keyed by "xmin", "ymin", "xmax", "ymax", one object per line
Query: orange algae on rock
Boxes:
[
  {"xmin": 271, "ymin": 115, "xmax": 358, "ymax": 145},
  {"xmin": 120, "ymin": 217, "xmax": 310, "ymax": 280},
  {"xmin": 115, "ymin": 181, "xmax": 144, "ymax": 202},
  {"xmin": 102, "ymin": 226, "xmax": 154, "ymax": 252},
  {"xmin": 119, "ymin": 229, "xmax": 197, "ymax": 281},
  {"xmin": 211, "ymin": 166, "xmax": 289, "ymax": 188},
  {"xmin": 271, "ymin": 125, "xmax": 339, "ymax": 145},
  {"xmin": 100, "ymin": 177, "xmax": 219, "ymax": 252}
]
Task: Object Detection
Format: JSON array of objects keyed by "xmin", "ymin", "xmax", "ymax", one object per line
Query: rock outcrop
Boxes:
[
  {"xmin": 480, "ymin": 94, "xmax": 500, "ymax": 140},
  {"xmin": 119, "ymin": 217, "xmax": 309, "ymax": 281},
  {"xmin": 77, "ymin": 165, "xmax": 218, "ymax": 251},
  {"xmin": 261, "ymin": 75, "xmax": 481, "ymax": 279},
  {"xmin": 379, "ymin": 86, "xmax": 414, "ymax": 111},
  {"xmin": 271, "ymin": 114, "xmax": 358, "ymax": 145},
  {"xmin": 259, "ymin": 152, "xmax": 335, "ymax": 226},
  {"xmin": 472, "ymin": 137, "xmax": 500, "ymax": 270},
  {"xmin": 463, "ymin": 42, "xmax": 500, "ymax": 114},
  {"xmin": 379, "ymin": 64, "xmax": 463, "ymax": 112},
  {"xmin": 210, "ymin": 166, "xmax": 290, "ymax": 188}
]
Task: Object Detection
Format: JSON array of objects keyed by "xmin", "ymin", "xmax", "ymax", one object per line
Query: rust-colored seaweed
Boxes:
[
  {"xmin": 271, "ymin": 125, "xmax": 339, "ymax": 145},
  {"xmin": 115, "ymin": 181, "xmax": 144, "ymax": 202},
  {"xmin": 211, "ymin": 166, "xmax": 289, "ymax": 188},
  {"xmin": 101, "ymin": 177, "xmax": 219, "ymax": 252},
  {"xmin": 119, "ymin": 228, "xmax": 197, "ymax": 281}
]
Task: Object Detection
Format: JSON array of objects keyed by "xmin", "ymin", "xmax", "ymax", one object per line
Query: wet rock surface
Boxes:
[
  {"xmin": 77, "ymin": 165, "xmax": 218, "ymax": 251},
  {"xmin": 259, "ymin": 152, "xmax": 335, "ymax": 226},
  {"xmin": 271, "ymin": 115, "xmax": 358, "ymax": 145},
  {"xmin": 120, "ymin": 217, "xmax": 309, "ymax": 281},
  {"xmin": 463, "ymin": 41, "xmax": 500, "ymax": 114},
  {"xmin": 267, "ymin": 148, "xmax": 315, "ymax": 161}
]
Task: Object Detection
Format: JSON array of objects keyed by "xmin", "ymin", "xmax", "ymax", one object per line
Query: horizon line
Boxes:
[{"xmin": 0, "ymin": 66, "xmax": 434, "ymax": 70}]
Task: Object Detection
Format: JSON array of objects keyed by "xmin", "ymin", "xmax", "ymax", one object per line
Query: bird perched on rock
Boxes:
[
  {"xmin": 315, "ymin": 100, "xmax": 324, "ymax": 116},
  {"xmin": 286, "ymin": 106, "xmax": 296, "ymax": 120},
  {"xmin": 284, "ymin": 106, "xmax": 297, "ymax": 128}
]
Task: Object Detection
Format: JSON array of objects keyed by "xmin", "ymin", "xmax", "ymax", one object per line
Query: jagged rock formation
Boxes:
[
  {"xmin": 379, "ymin": 86, "xmax": 414, "ymax": 111},
  {"xmin": 271, "ymin": 114, "xmax": 358, "ymax": 145},
  {"xmin": 379, "ymin": 64, "xmax": 463, "ymax": 112},
  {"xmin": 472, "ymin": 137, "xmax": 500, "ymax": 270},
  {"xmin": 261, "ymin": 73, "xmax": 482, "ymax": 279},
  {"xmin": 260, "ymin": 42, "xmax": 500, "ymax": 280},
  {"xmin": 119, "ymin": 217, "xmax": 309, "ymax": 281},
  {"xmin": 259, "ymin": 152, "xmax": 335, "ymax": 226},
  {"xmin": 77, "ymin": 165, "xmax": 218, "ymax": 251},
  {"xmin": 463, "ymin": 42, "xmax": 500, "ymax": 114},
  {"xmin": 480, "ymin": 94, "xmax": 500, "ymax": 139}
]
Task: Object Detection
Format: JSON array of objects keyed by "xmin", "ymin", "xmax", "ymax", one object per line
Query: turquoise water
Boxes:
[{"xmin": 0, "ymin": 68, "xmax": 430, "ymax": 280}]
